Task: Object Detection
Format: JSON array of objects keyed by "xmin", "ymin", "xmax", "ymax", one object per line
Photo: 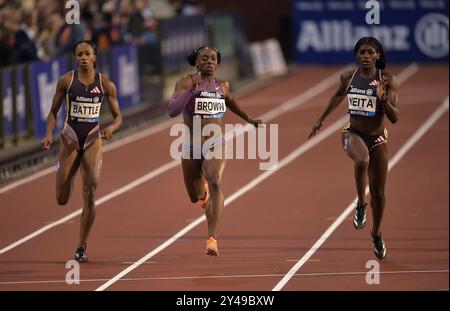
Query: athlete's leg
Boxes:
[
  {"xmin": 202, "ymin": 145, "xmax": 226, "ymax": 239},
  {"xmin": 368, "ymin": 143, "xmax": 389, "ymax": 235},
  {"xmin": 56, "ymin": 135, "xmax": 81, "ymax": 205},
  {"xmin": 181, "ymin": 158, "xmax": 207, "ymax": 203},
  {"xmin": 341, "ymin": 132, "xmax": 370, "ymax": 205},
  {"xmin": 78, "ymin": 138, "xmax": 102, "ymax": 248}
]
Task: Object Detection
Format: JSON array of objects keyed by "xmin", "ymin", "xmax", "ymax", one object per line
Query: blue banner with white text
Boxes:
[
  {"xmin": 293, "ymin": 0, "xmax": 449, "ymax": 63},
  {"xmin": 2, "ymin": 70, "xmax": 13, "ymax": 137},
  {"xmin": 30, "ymin": 56, "xmax": 69, "ymax": 139},
  {"xmin": 111, "ymin": 45, "xmax": 141, "ymax": 109}
]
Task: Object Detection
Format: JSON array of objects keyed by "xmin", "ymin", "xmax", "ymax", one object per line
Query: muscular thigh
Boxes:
[
  {"xmin": 368, "ymin": 143, "xmax": 388, "ymax": 188},
  {"xmin": 182, "ymin": 158, "xmax": 204, "ymax": 198},
  {"xmin": 80, "ymin": 138, "xmax": 102, "ymax": 187},
  {"xmin": 341, "ymin": 132, "xmax": 369, "ymax": 162},
  {"xmin": 57, "ymin": 134, "xmax": 81, "ymax": 184},
  {"xmin": 202, "ymin": 145, "xmax": 226, "ymax": 184}
]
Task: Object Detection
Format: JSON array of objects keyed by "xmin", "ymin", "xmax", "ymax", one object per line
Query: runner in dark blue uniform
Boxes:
[
  {"xmin": 308, "ymin": 37, "xmax": 399, "ymax": 260},
  {"xmin": 42, "ymin": 40, "xmax": 122, "ymax": 262}
]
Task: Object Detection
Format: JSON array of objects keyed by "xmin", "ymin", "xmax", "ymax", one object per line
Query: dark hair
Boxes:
[
  {"xmin": 73, "ymin": 40, "xmax": 97, "ymax": 56},
  {"xmin": 353, "ymin": 36, "xmax": 386, "ymax": 69},
  {"xmin": 73, "ymin": 40, "xmax": 97, "ymax": 68},
  {"xmin": 186, "ymin": 46, "xmax": 222, "ymax": 66}
]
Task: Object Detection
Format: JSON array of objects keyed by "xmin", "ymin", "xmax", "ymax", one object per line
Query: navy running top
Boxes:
[
  {"xmin": 346, "ymin": 68, "xmax": 384, "ymax": 117},
  {"xmin": 66, "ymin": 70, "xmax": 104, "ymax": 127}
]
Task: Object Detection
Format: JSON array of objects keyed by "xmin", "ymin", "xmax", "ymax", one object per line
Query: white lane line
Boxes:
[
  {"xmin": 1, "ymin": 269, "xmax": 447, "ymax": 286},
  {"xmin": 272, "ymin": 96, "xmax": 449, "ymax": 291},
  {"xmin": 0, "ymin": 66, "xmax": 352, "ymax": 255}
]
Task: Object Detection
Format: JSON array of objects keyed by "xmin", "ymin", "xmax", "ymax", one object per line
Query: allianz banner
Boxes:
[
  {"xmin": 30, "ymin": 56, "xmax": 69, "ymax": 139},
  {"xmin": 293, "ymin": 0, "xmax": 449, "ymax": 63},
  {"xmin": 111, "ymin": 45, "xmax": 140, "ymax": 109}
]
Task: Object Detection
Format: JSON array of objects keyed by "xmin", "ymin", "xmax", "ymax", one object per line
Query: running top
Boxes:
[
  {"xmin": 184, "ymin": 76, "xmax": 226, "ymax": 119},
  {"xmin": 347, "ymin": 68, "xmax": 384, "ymax": 117}
]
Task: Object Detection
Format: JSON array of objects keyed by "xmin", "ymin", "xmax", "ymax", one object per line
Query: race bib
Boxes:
[
  {"xmin": 348, "ymin": 94, "xmax": 377, "ymax": 117},
  {"xmin": 70, "ymin": 101, "xmax": 101, "ymax": 121},
  {"xmin": 194, "ymin": 98, "xmax": 226, "ymax": 115}
]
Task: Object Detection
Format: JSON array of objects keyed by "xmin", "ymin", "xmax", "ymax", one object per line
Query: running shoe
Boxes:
[
  {"xmin": 371, "ymin": 232, "xmax": 387, "ymax": 260},
  {"xmin": 206, "ymin": 237, "xmax": 219, "ymax": 256},
  {"xmin": 353, "ymin": 201, "xmax": 368, "ymax": 229},
  {"xmin": 74, "ymin": 244, "xmax": 88, "ymax": 263}
]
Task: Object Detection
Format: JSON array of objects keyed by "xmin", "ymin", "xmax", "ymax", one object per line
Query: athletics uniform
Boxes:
[
  {"xmin": 62, "ymin": 70, "xmax": 104, "ymax": 152},
  {"xmin": 343, "ymin": 68, "xmax": 388, "ymax": 150},
  {"xmin": 182, "ymin": 75, "xmax": 226, "ymax": 159}
]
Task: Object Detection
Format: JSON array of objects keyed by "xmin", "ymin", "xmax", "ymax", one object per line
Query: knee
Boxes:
[
  {"xmin": 56, "ymin": 190, "xmax": 69, "ymax": 206},
  {"xmin": 207, "ymin": 178, "xmax": 222, "ymax": 192},
  {"xmin": 82, "ymin": 185, "xmax": 97, "ymax": 201},
  {"xmin": 57, "ymin": 195, "xmax": 69, "ymax": 206},
  {"xmin": 189, "ymin": 195, "xmax": 202, "ymax": 203},
  {"xmin": 355, "ymin": 158, "xmax": 369, "ymax": 171},
  {"xmin": 370, "ymin": 188, "xmax": 385, "ymax": 201}
]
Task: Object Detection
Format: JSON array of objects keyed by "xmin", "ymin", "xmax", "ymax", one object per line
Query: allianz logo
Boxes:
[
  {"xmin": 349, "ymin": 87, "xmax": 373, "ymax": 95},
  {"xmin": 296, "ymin": 20, "xmax": 410, "ymax": 52},
  {"xmin": 296, "ymin": 16, "xmax": 449, "ymax": 58}
]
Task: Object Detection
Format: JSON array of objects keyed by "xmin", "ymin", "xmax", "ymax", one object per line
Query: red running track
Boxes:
[{"xmin": 0, "ymin": 65, "xmax": 448, "ymax": 291}]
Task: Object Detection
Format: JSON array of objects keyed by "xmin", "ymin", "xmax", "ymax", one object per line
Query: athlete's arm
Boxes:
[
  {"xmin": 379, "ymin": 72, "xmax": 399, "ymax": 124},
  {"xmin": 308, "ymin": 70, "xmax": 353, "ymax": 139},
  {"xmin": 101, "ymin": 76, "xmax": 123, "ymax": 140},
  {"xmin": 42, "ymin": 73, "xmax": 71, "ymax": 150},
  {"xmin": 167, "ymin": 74, "xmax": 199, "ymax": 117},
  {"xmin": 222, "ymin": 80, "xmax": 262, "ymax": 127}
]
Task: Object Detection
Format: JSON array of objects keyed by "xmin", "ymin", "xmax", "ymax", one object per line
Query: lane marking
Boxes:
[{"xmin": 1, "ymin": 269, "xmax": 447, "ymax": 286}]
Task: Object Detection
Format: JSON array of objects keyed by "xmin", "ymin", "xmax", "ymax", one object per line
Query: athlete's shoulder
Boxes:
[
  {"xmin": 340, "ymin": 68, "xmax": 356, "ymax": 82},
  {"xmin": 99, "ymin": 72, "xmax": 113, "ymax": 85},
  {"xmin": 57, "ymin": 71, "xmax": 74, "ymax": 90}
]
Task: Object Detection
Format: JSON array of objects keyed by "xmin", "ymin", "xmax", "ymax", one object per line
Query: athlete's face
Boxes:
[
  {"xmin": 75, "ymin": 43, "xmax": 96, "ymax": 71},
  {"xmin": 356, "ymin": 44, "xmax": 379, "ymax": 69},
  {"xmin": 196, "ymin": 48, "xmax": 218, "ymax": 76}
]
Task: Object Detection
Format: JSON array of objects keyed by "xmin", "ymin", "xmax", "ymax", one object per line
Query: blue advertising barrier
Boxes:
[
  {"xmin": 30, "ymin": 56, "xmax": 69, "ymax": 139},
  {"xmin": 15, "ymin": 67, "xmax": 27, "ymax": 134},
  {"xmin": 160, "ymin": 15, "xmax": 208, "ymax": 73},
  {"xmin": 111, "ymin": 45, "xmax": 141, "ymax": 109},
  {"xmin": 2, "ymin": 70, "xmax": 13, "ymax": 137},
  {"xmin": 293, "ymin": 0, "xmax": 449, "ymax": 63}
]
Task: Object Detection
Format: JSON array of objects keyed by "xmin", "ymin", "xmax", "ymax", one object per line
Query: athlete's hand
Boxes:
[
  {"xmin": 308, "ymin": 120, "xmax": 323, "ymax": 139},
  {"xmin": 377, "ymin": 75, "xmax": 388, "ymax": 102},
  {"xmin": 41, "ymin": 134, "xmax": 53, "ymax": 150},
  {"xmin": 101, "ymin": 128, "xmax": 113, "ymax": 140}
]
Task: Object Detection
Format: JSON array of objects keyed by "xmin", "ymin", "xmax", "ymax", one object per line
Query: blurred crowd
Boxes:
[{"xmin": 0, "ymin": 0, "xmax": 205, "ymax": 67}]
